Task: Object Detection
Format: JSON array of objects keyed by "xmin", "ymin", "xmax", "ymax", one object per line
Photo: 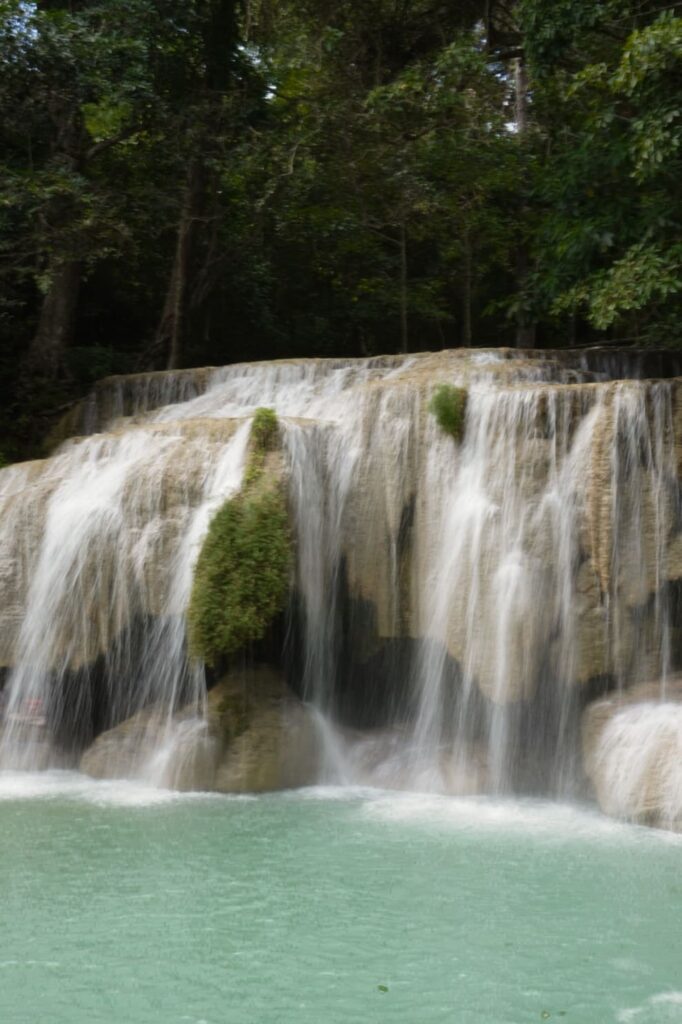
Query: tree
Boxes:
[
  {"xmin": 0, "ymin": 0, "xmax": 169, "ymax": 376},
  {"xmin": 520, "ymin": 0, "xmax": 682, "ymax": 344},
  {"xmin": 236, "ymin": 2, "xmax": 520, "ymax": 355},
  {"xmin": 149, "ymin": 0, "xmax": 267, "ymax": 370}
]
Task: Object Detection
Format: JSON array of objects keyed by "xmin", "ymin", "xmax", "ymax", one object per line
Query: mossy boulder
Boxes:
[
  {"xmin": 187, "ymin": 409, "xmax": 292, "ymax": 666},
  {"xmin": 207, "ymin": 668, "xmax": 321, "ymax": 793},
  {"xmin": 79, "ymin": 667, "xmax": 321, "ymax": 793}
]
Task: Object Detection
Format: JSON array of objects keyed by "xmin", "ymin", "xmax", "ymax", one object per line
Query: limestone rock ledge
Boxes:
[
  {"xmin": 582, "ymin": 680, "xmax": 682, "ymax": 831},
  {"xmin": 80, "ymin": 666, "xmax": 321, "ymax": 792}
]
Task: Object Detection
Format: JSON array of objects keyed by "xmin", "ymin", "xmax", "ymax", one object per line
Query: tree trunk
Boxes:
[
  {"xmin": 514, "ymin": 56, "xmax": 536, "ymax": 350},
  {"xmin": 514, "ymin": 56, "xmax": 528, "ymax": 136},
  {"xmin": 399, "ymin": 221, "xmax": 408, "ymax": 354},
  {"xmin": 26, "ymin": 257, "xmax": 81, "ymax": 375},
  {"xmin": 461, "ymin": 231, "xmax": 473, "ymax": 347},
  {"xmin": 155, "ymin": 161, "xmax": 205, "ymax": 370},
  {"xmin": 514, "ymin": 247, "xmax": 536, "ymax": 349}
]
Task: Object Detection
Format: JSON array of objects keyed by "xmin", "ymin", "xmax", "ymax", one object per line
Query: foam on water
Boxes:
[
  {"xmin": 281, "ymin": 784, "xmax": 682, "ymax": 847},
  {"xmin": 359, "ymin": 790, "xmax": 677, "ymax": 844},
  {"xmin": 0, "ymin": 769, "xmax": 230, "ymax": 807},
  {"xmin": 284, "ymin": 784, "xmax": 387, "ymax": 802},
  {"xmin": 618, "ymin": 991, "xmax": 682, "ymax": 1023}
]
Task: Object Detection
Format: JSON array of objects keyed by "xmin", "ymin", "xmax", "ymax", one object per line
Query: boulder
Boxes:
[
  {"xmin": 80, "ymin": 707, "xmax": 166, "ymax": 780},
  {"xmin": 209, "ymin": 667, "xmax": 321, "ymax": 793},
  {"xmin": 80, "ymin": 666, "xmax": 321, "ymax": 793}
]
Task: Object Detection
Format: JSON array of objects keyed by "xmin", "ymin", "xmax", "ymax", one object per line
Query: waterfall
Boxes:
[
  {"xmin": 1, "ymin": 349, "xmax": 680, "ymax": 818},
  {"xmin": 587, "ymin": 702, "xmax": 682, "ymax": 827},
  {"xmin": 407, "ymin": 381, "xmax": 677, "ymax": 797},
  {"xmin": 0, "ymin": 419, "xmax": 251, "ymax": 771}
]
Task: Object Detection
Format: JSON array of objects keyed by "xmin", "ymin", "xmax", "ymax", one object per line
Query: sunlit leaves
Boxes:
[{"xmin": 523, "ymin": 1, "xmax": 682, "ymax": 342}]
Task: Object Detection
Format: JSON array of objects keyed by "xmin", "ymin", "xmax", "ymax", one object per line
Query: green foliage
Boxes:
[
  {"xmin": 244, "ymin": 407, "xmax": 280, "ymax": 484},
  {"xmin": 65, "ymin": 346, "xmax": 118, "ymax": 385},
  {"xmin": 215, "ymin": 691, "xmax": 251, "ymax": 740},
  {"xmin": 555, "ymin": 243, "xmax": 682, "ymax": 330},
  {"xmin": 251, "ymin": 407, "xmax": 279, "ymax": 448},
  {"xmin": 2, "ymin": 0, "xmax": 682, "ymax": 452},
  {"xmin": 429, "ymin": 384, "xmax": 467, "ymax": 443},
  {"xmin": 521, "ymin": 2, "xmax": 682, "ymax": 344},
  {"xmin": 187, "ymin": 408, "xmax": 290, "ymax": 666},
  {"xmin": 259, "ymin": 18, "xmax": 519, "ymax": 351},
  {"xmin": 186, "ymin": 487, "xmax": 291, "ymax": 667}
]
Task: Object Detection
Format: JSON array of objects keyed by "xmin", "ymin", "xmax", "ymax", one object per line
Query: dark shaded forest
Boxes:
[{"xmin": 1, "ymin": 0, "xmax": 681, "ymax": 459}]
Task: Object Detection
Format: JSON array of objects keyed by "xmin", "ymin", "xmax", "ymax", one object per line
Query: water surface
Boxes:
[{"xmin": 1, "ymin": 772, "xmax": 680, "ymax": 1024}]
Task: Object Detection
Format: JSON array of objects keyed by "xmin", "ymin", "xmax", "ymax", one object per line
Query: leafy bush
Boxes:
[
  {"xmin": 187, "ymin": 408, "xmax": 290, "ymax": 666},
  {"xmin": 187, "ymin": 488, "xmax": 291, "ymax": 666},
  {"xmin": 65, "ymin": 346, "xmax": 118, "ymax": 386},
  {"xmin": 429, "ymin": 384, "xmax": 468, "ymax": 442}
]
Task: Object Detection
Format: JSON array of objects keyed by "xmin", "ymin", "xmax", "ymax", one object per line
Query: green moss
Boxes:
[
  {"xmin": 187, "ymin": 487, "xmax": 291, "ymax": 667},
  {"xmin": 187, "ymin": 407, "xmax": 293, "ymax": 666},
  {"xmin": 244, "ymin": 407, "xmax": 280, "ymax": 485},
  {"xmin": 428, "ymin": 383, "xmax": 468, "ymax": 442},
  {"xmin": 216, "ymin": 691, "xmax": 252, "ymax": 740}
]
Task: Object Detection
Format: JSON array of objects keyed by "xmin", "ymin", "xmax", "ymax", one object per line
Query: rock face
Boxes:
[
  {"xmin": 285, "ymin": 367, "xmax": 682, "ymax": 716},
  {"xmin": 582, "ymin": 681, "xmax": 682, "ymax": 830},
  {"xmin": 46, "ymin": 367, "xmax": 215, "ymax": 450},
  {"xmin": 80, "ymin": 667, "xmax": 321, "ymax": 793},
  {"xmin": 0, "ymin": 418, "xmax": 247, "ymax": 672}
]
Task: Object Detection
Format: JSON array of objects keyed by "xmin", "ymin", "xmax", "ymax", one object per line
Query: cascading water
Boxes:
[
  {"xmin": 1, "ymin": 349, "xmax": 681, "ymax": 824},
  {"xmin": 587, "ymin": 702, "xmax": 682, "ymax": 827},
  {"xmin": 406, "ymin": 380, "xmax": 678, "ymax": 799},
  {"xmin": 0, "ymin": 419, "xmax": 251, "ymax": 773}
]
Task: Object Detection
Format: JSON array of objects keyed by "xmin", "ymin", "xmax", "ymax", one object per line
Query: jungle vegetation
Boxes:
[{"xmin": 1, "ymin": 0, "xmax": 681, "ymax": 458}]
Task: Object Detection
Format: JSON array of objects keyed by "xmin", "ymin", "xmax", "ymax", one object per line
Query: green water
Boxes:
[{"xmin": 1, "ymin": 772, "xmax": 680, "ymax": 1024}]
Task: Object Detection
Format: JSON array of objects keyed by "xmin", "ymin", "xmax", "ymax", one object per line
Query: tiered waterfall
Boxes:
[{"xmin": 1, "ymin": 349, "xmax": 681, "ymax": 827}]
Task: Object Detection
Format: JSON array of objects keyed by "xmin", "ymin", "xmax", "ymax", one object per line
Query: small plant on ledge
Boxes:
[{"xmin": 428, "ymin": 384, "xmax": 468, "ymax": 443}]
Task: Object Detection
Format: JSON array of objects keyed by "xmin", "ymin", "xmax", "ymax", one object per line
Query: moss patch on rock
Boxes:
[
  {"xmin": 215, "ymin": 690, "xmax": 252, "ymax": 741},
  {"xmin": 187, "ymin": 409, "xmax": 292, "ymax": 667},
  {"xmin": 244, "ymin": 406, "xmax": 280, "ymax": 485},
  {"xmin": 429, "ymin": 383, "xmax": 468, "ymax": 442}
]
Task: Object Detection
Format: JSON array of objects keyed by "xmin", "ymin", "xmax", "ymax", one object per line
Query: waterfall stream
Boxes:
[{"xmin": 1, "ymin": 349, "xmax": 681, "ymax": 823}]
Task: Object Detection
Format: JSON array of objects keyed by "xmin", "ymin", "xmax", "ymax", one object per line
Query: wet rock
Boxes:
[
  {"xmin": 80, "ymin": 666, "xmax": 320, "ymax": 792},
  {"xmin": 582, "ymin": 679, "xmax": 682, "ymax": 831},
  {"xmin": 210, "ymin": 668, "xmax": 321, "ymax": 793},
  {"xmin": 571, "ymin": 561, "xmax": 610, "ymax": 684},
  {"xmin": 46, "ymin": 367, "xmax": 214, "ymax": 448},
  {"xmin": 80, "ymin": 707, "xmax": 163, "ymax": 780}
]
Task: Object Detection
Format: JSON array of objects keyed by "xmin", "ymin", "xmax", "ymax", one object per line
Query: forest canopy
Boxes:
[{"xmin": 1, "ymin": 0, "xmax": 681, "ymax": 458}]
